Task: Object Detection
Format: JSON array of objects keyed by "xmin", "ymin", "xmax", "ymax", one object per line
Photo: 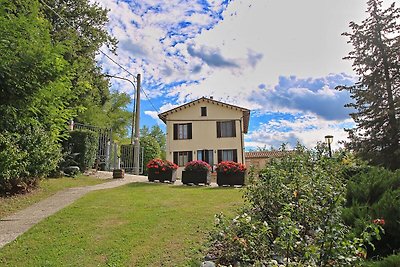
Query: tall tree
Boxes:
[
  {"xmin": 340, "ymin": 0, "xmax": 400, "ymax": 169},
  {"xmin": 140, "ymin": 125, "xmax": 166, "ymax": 159}
]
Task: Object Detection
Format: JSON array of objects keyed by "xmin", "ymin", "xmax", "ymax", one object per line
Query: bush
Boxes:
[
  {"xmin": 206, "ymin": 145, "xmax": 382, "ymax": 266},
  {"xmin": 0, "ymin": 125, "xmax": 61, "ymax": 195},
  {"xmin": 364, "ymin": 253, "xmax": 400, "ymax": 267},
  {"xmin": 63, "ymin": 129, "xmax": 98, "ymax": 171},
  {"xmin": 216, "ymin": 161, "xmax": 246, "ymax": 174},
  {"xmin": 140, "ymin": 136, "xmax": 161, "ymax": 174},
  {"xmin": 146, "ymin": 158, "xmax": 178, "ymax": 172},
  {"xmin": 343, "ymin": 167, "xmax": 400, "ymax": 257},
  {"xmin": 184, "ymin": 160, "xmax": 211, "ymax": 172}
]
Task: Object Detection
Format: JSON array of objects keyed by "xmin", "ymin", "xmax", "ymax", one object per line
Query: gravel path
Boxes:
[{"xmin": 0, "ymin": 172, "xmax": 148, "ymax": 249}]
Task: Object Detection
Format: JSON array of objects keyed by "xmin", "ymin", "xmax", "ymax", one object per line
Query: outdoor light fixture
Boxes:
[{"xmin": 324, "ymin": 135, "xmax": 333, "ymax": 158}]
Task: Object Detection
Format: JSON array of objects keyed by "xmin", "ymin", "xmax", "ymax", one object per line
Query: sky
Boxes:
[{"xmin": 95, "ymin": 0, "xmax": 387, "ymax": 150}]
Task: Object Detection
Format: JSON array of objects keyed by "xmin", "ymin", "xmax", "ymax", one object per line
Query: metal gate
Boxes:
[
  {"xmin": 72, "ymin": 122, "xmax": 114, "ymax": 170},
  {"xmin": 120, "ymin": 144, "xmax": 144, "ymax": 174}
]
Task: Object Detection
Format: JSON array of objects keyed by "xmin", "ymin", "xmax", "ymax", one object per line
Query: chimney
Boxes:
[{"xmin": 210, "ymin": 95, "xmax": 213, "ymax": 100}]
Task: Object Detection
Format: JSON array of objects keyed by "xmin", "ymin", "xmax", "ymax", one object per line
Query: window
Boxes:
[
  {"xmin": 197, "ymin": 149, "xmax": 213, "ymax": 166},
  {"xmin": 217, "ymin": 149, "xmax": 238, "ymax": 163},
  {"xmin": 173, "ymin": 151, "xmax": 193, "ymax": 166},
  {"xmin": 201, "ymin": 107, "xmax": 207, "ymax": 116},
  {"xmin": 173, "ymin": 123, "xmax": 192, "ymax": 140},
  {"xmin": 217, "ymin": 120, "xmax": 236, "ymax": 138}
]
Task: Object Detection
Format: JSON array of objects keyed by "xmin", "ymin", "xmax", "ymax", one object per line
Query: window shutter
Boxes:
[
  {"xmin": 173, "ymin": 152, "xmax": 178, "ymax": 164},
  {"xmin": 173, "ymin": 124, "xmax": 178, "ymax": 140},
  {"xmin": 216, "ymin": 122, "xmax": 221, "ymax": 138},
  {"xmin": 188, "ymin": 123, "xmax": 192, "ymax": 139},
  {"xmin": 217, "ymin": 150, "xmax": 222, "ymax": 163},
  {"xmin": 233, "ymin": 149, "xmax": 238, "ymax": 162},
  {"xmin": 231, "ymin": 120, "xmax": 236, "ymax": 137},
  {"xmin": 188, "ymin": 151, "xmax": 193, "ymax": 162}
]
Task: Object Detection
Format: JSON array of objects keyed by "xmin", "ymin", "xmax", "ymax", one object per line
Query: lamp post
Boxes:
[
  {"xmin": 104, "ymin": 73, "xmax": 141, "ymax": 175},
  {"xmin": 324, "ymin": 135, "xmax": 333, "ymax": 158}
]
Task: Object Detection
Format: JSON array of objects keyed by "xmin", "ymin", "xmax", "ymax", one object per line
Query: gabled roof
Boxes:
[
  {"xmin": 158, "ymin": 97, "xmax": 251, "ymax": 133},
  {"xmin": 245, "ymin": 151, "xmax": 293, "ymax": 159}
]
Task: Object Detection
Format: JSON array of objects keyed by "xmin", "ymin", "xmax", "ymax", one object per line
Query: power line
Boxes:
[{"xmin": 39, "ymin": 0, "xmax": 161, "ymax": 114}]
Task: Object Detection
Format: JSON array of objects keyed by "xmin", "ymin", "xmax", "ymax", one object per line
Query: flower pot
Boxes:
[
  {"xmin": 182, "ymin": 170, "xmax": 211, "ymax": 185},
  {"xmin": 148, "ymin": 169, "xmax": 177, "ymax": 183},
  {"xmin": 217, "ymin": 172, "xmax": 245, "ymax": 186},
  {"xmin": 113, "ymin": 169, "xmax": 124, "ymax": 179}
]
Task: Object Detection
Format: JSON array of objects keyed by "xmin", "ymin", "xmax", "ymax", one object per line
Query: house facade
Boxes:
[
  {"xmin": 158, "ymin": 97, "xmax": 250, "ymax": 177},
  {"xmin": 245, "ymin": 151, "xmax": 291, "ymax": 171}
]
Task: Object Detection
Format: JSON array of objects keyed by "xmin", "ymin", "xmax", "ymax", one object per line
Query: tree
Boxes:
[
  {"xmin": 140, "ymin": 125, "xmax": 166, "ymax": 159},
  {"xmin": 339, "ymin": 0, "xmax": 400, "ymax": 170},
  {"xmin": 140, "ymin": 136, "xmax": 161, "ymax": 174}
]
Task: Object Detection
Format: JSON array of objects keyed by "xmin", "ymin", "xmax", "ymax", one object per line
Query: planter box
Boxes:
[
  {"xmin": 217, "ymin": 172, "xmax": 245, "ymax": 186},
  {"xmin": 148, "ymin": 169, "xmax": 177, "ymax": 183},
  {"xmin": 182, "ymin": 170, "xmax": 211, "ymax": 185},
  {"xmin": 113, "ymin": 169, "xmax": 124, "ymax": 179}
]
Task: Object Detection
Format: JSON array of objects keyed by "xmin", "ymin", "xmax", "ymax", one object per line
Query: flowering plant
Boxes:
[
  {"xmin": 184, "ymin": 160, "xmax": 211, "ymax": 172},
  {"xmin": 216, "ymin": 161, "xmax": 246, "ymax": 174},
  {"xmin": 146, "ymin": 159, "xmax": 178, "ymax": 172}
]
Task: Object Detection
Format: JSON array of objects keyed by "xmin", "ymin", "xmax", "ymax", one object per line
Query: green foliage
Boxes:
[
  {"xmin": 0, "ymin": 125, "xmax": 62, "ymax": 195},
  {"xmin": 364, "ymin": 253, "xmax": 400, "ymax": 267},
  {"xmin": 206, "ymin": 145, "xmax": 381, "ymax": 266},
  {"xmin": 344, "ymin": 167, "xmax": 400, "ymax": 257},
  {"xmin": 140, "ymin": 125, "xmax": 166, "ymax": 159},
  {"xmin": 64, "ymin": 130, "xmax": 99, "ymax": 171},
  {"xmin": 339, "ymin": 0, "xmax": 400, "ymax": 170},
  {"xmin": 140, "ymin": 136, "xmax": 161, "ymax": 174}
]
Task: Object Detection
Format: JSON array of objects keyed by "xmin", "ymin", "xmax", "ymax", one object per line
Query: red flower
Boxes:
[
  {"xmin": 216, "ymin": 161, "xmax": 246, "ymax": 174},
  {"xmin": 373, "ymin": 218, "xmax": 385, "ymax": 225}
]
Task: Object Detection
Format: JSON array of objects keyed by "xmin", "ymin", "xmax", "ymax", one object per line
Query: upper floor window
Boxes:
[
  {"xmin": 217, "ymin": 120, "xmax": 236, "ymax": 138},
  {"xmin": 173, "ymin": 123, "xmax": 192, "ymax": 140},
  {"xmin": 201, "ymin": 107, "xmax": 207, "ymax": 116}
]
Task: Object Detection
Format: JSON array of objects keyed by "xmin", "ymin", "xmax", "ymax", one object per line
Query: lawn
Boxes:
[
  {"xmin": 0, "ymin": 183, "xmax": 243, "ymax": 266},
  {"xmin": 0, "ymin": 175, "xmax": 110, "ymax": 219}
]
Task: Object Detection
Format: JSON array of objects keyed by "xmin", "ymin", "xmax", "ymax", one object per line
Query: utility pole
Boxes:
[{"xmin": 133, "ymin": 74, "xmax": 141, "ymax": 175}]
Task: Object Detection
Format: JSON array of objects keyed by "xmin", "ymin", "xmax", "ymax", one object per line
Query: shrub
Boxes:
[
  {"xmin": 216, "ymin": 161, "xmax": 246, "ymax": 174},
  {"xmin": 63, "ymin": 129, "xmax": 98, "ymax": 171},
  {"xmin": 140, "ymin": 136, "xmax": 161, "ymax": 174},
  {"xmin": 206, "ymin": 145, "xmax": 382, "ymax": 266},
  {"xmin": 184, "ymin": 160, "xmax": 211, "ymax": 172},
  {"xmin": 344, "ymin": 167, "xmax": 400, "ymax": 257},
  {"xmin": 0, "ymin": 125, "xmax": 61, "ymax": 195},
  {"xmin": 146, "ymin": 158, "xmax": 178, "ymax": 172},
  {"xmin": 364, "ymin": 253, "xmax": 400, "ymax": 267}
]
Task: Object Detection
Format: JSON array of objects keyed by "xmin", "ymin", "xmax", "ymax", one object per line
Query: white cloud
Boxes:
[{"xmin": 245, "ymin": 115, "xmax": 354, "ymax": 150}]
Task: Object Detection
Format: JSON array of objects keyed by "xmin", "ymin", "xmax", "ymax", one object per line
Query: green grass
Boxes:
[
  {"xmin": 0, "ymin": 175, "xmax": 110, "ymax": 219},
  {"xmin": 0, "ymin": 183, "xmax": 243, "ymax": 266}
]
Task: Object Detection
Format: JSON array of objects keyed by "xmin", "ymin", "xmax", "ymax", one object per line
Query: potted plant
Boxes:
[
  {"xmin": 216, "ymin": 161, "xmax": 246, "ymax": 186},
  {"xmin": 147, "ymin": 159, "xmax": 178, "ymax": 183},
  {"xmin": 182, "ymin": 160, "xmax": 211, "ymax": 185}
]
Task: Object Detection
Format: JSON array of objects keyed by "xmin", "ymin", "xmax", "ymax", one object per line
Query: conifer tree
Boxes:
[{"xmin": 339, "ymin": 0, "xmax": 400, "ymax": 169}]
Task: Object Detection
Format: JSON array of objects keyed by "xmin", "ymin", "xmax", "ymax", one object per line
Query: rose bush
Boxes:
[
  {"xmin": 146, "ymin": 159, "xmax": 178, "ymax": 173},
  {"xmin": 184, "ymin": 160, "xmax": 211, "ymax": 172},
  {"xmin": 216, "ymin": 161, "xmax": 246, "ymax": 174}
]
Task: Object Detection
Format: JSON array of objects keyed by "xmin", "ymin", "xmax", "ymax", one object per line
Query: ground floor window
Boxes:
[
  {"xmin": 173, "ymin": 151, "xmax": 193, "ymax": 167},
  {"xmin": 217, "ymin": 149, "xmax": 238, "ymax": 163},
  {"xmin": 197, "ymin": 149, "xmax": 213, "ymax": 166}
]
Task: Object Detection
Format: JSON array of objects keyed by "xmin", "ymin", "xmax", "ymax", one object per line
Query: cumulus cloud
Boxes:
[
  {"xmin": 249, "ymin": 73, "xmax": 356, "ymax": 121},
  {"xmin": 245, "ymin": 114, "xmax": 354, "ymax": 150},
  {"xmin": 187, "ymin": 44, "xmax": 239, "ymax": 68}
]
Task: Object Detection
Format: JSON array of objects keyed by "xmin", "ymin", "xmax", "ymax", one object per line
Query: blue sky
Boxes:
[{"xmin": 96, "ymin": 0, "xmax": 390, "ymax": 150}]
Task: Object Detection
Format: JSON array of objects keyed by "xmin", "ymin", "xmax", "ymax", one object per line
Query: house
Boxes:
[
  {"xmin": 158, "ymin": 97, "xmax": 250, "ymax": 177},
  {"xmin": 245, "ymin": 150, "xmax": 293, "ymax": 171}
]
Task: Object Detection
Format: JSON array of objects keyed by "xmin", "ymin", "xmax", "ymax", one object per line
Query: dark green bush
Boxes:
[
  {"xmin": 0, "ymin": 125, "xmax": 61, "ymax": 195},
  {"xmin": 364, "ymin": 253, "xmax": 400, "ymax": 267},
  {"xmin": 344, "ymin": 167, "xmax": 400, "ymax": 257},
  {"xmin": 63, "ymin": 129, "xmax": 99, "ymax": 171}
]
